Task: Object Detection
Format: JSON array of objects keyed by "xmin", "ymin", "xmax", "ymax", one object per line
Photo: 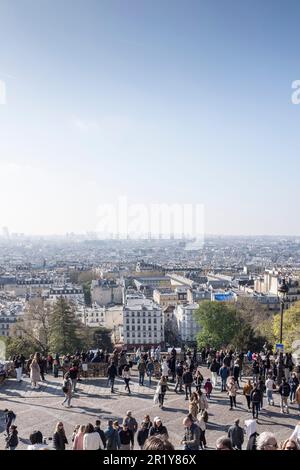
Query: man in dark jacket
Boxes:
[
  {"xmin": 183, "ymin": 368, "xmax": 193, "ymax": 400},
  {"xmin": 250, "ymin": 386, "xmax": 261, "ymax": 419},
  {"xmin": 181, "ymin": 417, "xmax": 200, "ymax": 451},
  {"xmin": 4, "ymin": 409, "xmax": 16, "ymax": 436},
  {"xmin": 104, "ymin": 420, "xmax": 121, "ymax": 450},
  {"xmin": 227, "ymin": 419, "xmax": 244, "ymax": 450},
  {"xmin": 137, "ymin": 422, "xmax": 149, "ymax": 450},
  {"xmin": 107, "ymin": 362, "xmax": 118, "ymax": 393},
  {"xmin": 95, "ymin": 420, "xmax": 106, "ymax": 448},
  {"xmin": 219, "ymin": 365, "xmax": 230, "ymax": 392},
  {"xmin": 174, "ymin": 361, "xmax": 184, "ymax": 393},
  {"xmin": 119, "ymin": 423, "xmax": 134, "ymax": 450},
  {"xmin": 138, "ymin": 359, "xmax": 147, "ymax": 386}
]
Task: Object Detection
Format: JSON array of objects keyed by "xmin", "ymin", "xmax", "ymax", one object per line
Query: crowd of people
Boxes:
[{"xmin": 2, "ymin": 345, "xmax": 300, "ymax": 450}]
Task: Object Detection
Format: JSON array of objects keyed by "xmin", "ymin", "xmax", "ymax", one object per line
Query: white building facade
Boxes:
[{"xmin": 175, "ymin": 303, "xmax": 201, "ymax": 343}]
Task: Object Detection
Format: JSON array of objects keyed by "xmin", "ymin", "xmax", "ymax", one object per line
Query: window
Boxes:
[{"xmin": 153, "ymin": 319, "xmax": 157, "ymax": 324}]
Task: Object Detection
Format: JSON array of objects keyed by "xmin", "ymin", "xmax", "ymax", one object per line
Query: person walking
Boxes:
[
  {"xmin": 194, "ymin": 369, "xmax": 204, "ymax": 393},
  {"xmin": 61, "ymin": 372, "xmax": 73, "ymax": 407},
  {"xmin": 233, "ymin": 360, "xmax": 240, "ymax": 388},
  {"xmin": 227, "ymin": 376, "xmax": 238, "ymax": 410},
  {"xmin": 204, "ymin": 378, "xmax": 213, "ymax": 399},
  {"xmin": 183, "ymin": 367, "xmax": 193, "ymax": 401},
  {"xmin": 53, "ymin": 358, "xmax": 59, "ymax": 378},
  {"xmin": 53, "ymin": 422, "xmax": 68, "ymax": 450},
  {"xmin": 161, "ymin": 357, "xmax": 169, "ymax": 379},
  {"xmin": 279, "ymin": 377, "xmax": 291, "ymax": 414},
  {"xmin": 30, "ymin": 354, "xmax": 41, "ymax": 389},
  {"xmin": 107, "ymin": 361, "xmax": 118, "ymax": 393},
  {"xmin": 156, "ymin": 376, "xmax": 169, "ymax": 409},
  {"xmin": 219, "ymin": 364, "xmax": 230, "ymax": 392},
  {"xmin": 189, "ymin": 392, "xmax": 199, "ymax": 420},
  {"xmin": 4, "ymin": 409, "xmax": 16, "ymax": 437},
  {"xmin": 73, "ymin": 425, "xmax": 86, "ymax": 450},
  {"xmin": 197, "ymin": 409, "xmax": 207, "ymax": 449},
  {"xmin": 94, "ymin": 420, "xmax": 106, "ymax": 449},
  {"xmin": 227, "ymin": 418, "xmax": 244, "ymax": 450},
  {"xmin": 123, "ymin": 410, "xmax": 138, "ymax": 438},
  {"xmin": 289, "ymin": 372, "xmax": 299, "ymax": 404},
  {"xmin": 210, "ymin": 359, "xmax": 219, "ymax": 387},
  {"xmin": 119, "ymin": 422, "xmax": 134, "ymax": 450},
  {"xmin": 181, "ymin": 416, "xmax": 200, "ymax": 451},
  {"xmin": 198, "ymin": 389, "xmax": 209, "ymax": 412},
  {"xmin": 69, "ymin": 363, "xmax": 79, "ymax": 393},
  {"xmin": 122, "ymin": 365, "xmax": 131, "ymax": 395},
  {"xmin": 245, "ymin": 419, "xmax": 259, "ymax": 451},
  {"xmin": 174, "ymin": 361, "xmax": 184, "ymax": 393},
  {"xmin": 243, "ymin": 379, "xmax": 253, "ymax": 410}
]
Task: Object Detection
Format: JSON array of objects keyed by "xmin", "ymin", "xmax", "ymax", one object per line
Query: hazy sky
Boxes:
[{"xmin": 1, "ymin": 0, "xmax": 300, "ymax": 236}]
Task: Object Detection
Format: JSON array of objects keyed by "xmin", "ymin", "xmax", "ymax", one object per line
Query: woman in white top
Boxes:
[
  {"xmin": 265, "ymin": 376, "xmax": 275, "ymax": 405},
  {"xmin": 83, "ymin": 423, "xmax": 102, "ymax": 450},
  {"xmin": 122, "ymin": 365, "xmax": 131, "ymax": 394}
]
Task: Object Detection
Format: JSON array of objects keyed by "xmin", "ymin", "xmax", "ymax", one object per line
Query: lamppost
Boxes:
[{"xmin": 278, "ymin": 279, "xmax": 289, "ymax": 344}]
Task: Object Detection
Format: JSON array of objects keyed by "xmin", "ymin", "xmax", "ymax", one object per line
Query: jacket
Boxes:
[
  {"xmin": 7, "ymin": 430, "xmax": 18, "ymax": 448},
  {"xmin": 220, "ymin": 366, "xmax": 229, "ymax": 379},
  {"xmin": 53, "ymin": 430, "xmax": 68, "ymax": 450},
  {"xmin": 123, "ymin": 416, "xmax": 138, "ymax": 433},
  {"xmin": 279, "ymin": 382, "xmax": 291, "ymax": 397},
  {"xmin": 228, "ymin": 424, "xmax": 244, "ymax": 447},
  {"xmin": 95, "ymin": 427, "xmax": 106, "ymax": 448},
  {"xmin": 119, "ymin": 429, "xmax": 134, "ymax": 446},
  {"xmin": 149, "ymin": 424, "xmax": 168, "ymax": 437},
  {"xmin": 105, "ymin": 426, "xmax": 121, "ymax": 450},
  {"xmin": 137, "ymin": 428, "xmax": 149, "ymax": 446},
  {"xmin": 183, "ymin": 423, "xmax": 200, "ymax": 450},
  {"xmin": 138, "ymin": 362, "xmax": 147, "ymax": 374},
  {"xmin": 83, "ymin": 432, "xmax": 102, "ymax": 450},
  {"xmin": 183, "ymin": 371, "xmax": 193, "ymax": 384},
  {"xmin": 243, "ymin": 383, "xmax": 253, "ymax": 395}
]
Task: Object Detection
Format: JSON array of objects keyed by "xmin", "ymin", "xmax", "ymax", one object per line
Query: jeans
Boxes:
[
  {"xmin": 124, "ymin": 378, "xmax": 131, "ymax": 393},
  {"xmin": 72, "ymin": 378, "xmax": 77, "ymax": 392},
  {"xmin": 62, "ymin": 393, "xmax": 72, "ymax": 406},
  {"xmin": 221, "ymin": 378, "xmax": 227, "ymax": 391},
  {"xmin": 139, "ymin": 373, "xmax": 145, "ymax": 385},
  {"xmin": 252, "ymin": 402, "xmax": 259, "ymax": 418},
  {"xmin": 229, "ymin": 396, "xmax": 236, "ymax": 408},
  {"xmin": 175, "ymin": 377, "xmax": 183, "ymax": 392},
  {"xmin": 281, "ymin": 396, "xmax": 289, "ymax": 412},
  {"xmin": 267, "ymin": 389, "xmax": 273, "ymax": 404},
  {"xmin": 185, "ymin": 384, "xmax": 192, "ymax": 399},
  {"xmin": 148, "ymin": 372, "xmax": 153, "ymax": 386},
  {"xmin": 290, "ymin": 389, "xmax": 296, "ymax": 402},
  {"xmin": 159, "ymin": 393, "xmax": 165, "ymax": 406},
  {"xmin": 245, "ymin": 395, "xmax": 251, "ymax": 409}
]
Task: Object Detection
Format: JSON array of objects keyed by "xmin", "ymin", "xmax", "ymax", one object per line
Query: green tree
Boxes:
[
  {"xmin": 5, "ymin": 336, "xmax": 37, "ymax": 360},
  {"xmin": 49, "ymin": 298, "xmax": 84, "ymax": 354},
  {"xmin": 195, "ymin": 301, "xmax": 240, "ymax": 349},
  {"xmin": 273, "ymin": 301, "xmax": 300, "ymax": 352},
  {"xmin": 92, "ymin": 327, "xmax": 113, "ymax": 351},
  {"xmin": 83, "ymin": 281, "xmax": 92, "ymax": 306}
]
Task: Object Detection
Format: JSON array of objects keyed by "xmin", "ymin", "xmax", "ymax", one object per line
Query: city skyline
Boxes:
[{"xmin": 1, "ymin": 1, "xmax": 300, "ymax": 235}]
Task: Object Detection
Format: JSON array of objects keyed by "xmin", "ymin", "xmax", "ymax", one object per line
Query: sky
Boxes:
[{"xmin": 1, "ymin": 0, "xmax": 300, "ymax": 236}]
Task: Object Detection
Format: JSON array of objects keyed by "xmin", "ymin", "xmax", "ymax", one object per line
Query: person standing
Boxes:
[
  {"xmin": 146, "ymin": 358, "xmax": 154, "ymax": 386},
  {"xmin": 123, "ymin": 410, "xmax": 138, "ymax": 439},
  {"xmin": 227, "ymin": 418, "xmax": 244, "ymax": 450},
  {"xmin": 161, "ymin": 356, "xmax": 169, "ymax": 379},
  {"xmin": 138, "ymin": 358, "xmax": 147, "ymax": 386},
  {"xmin": 5, "ymin": 425, "xmax": 19, "ymax": 450},
  {"xmin": 181, "ymin": 416, "xmax": 200, "ymax": 451},
  {"xmin": 265, "ymin": 375, "xmax": 275, "ymax": 406},
  {"xmin": 289, "ymin": 372, "xmax": 299, "ymax": 404},
  {"xmin": 107, "ymin": 361, "xmax": 118, "ymax": 393},
  {"xmin": 72, "ymin": 425, "xmax": 86, "ymax": 450},
  {"xmin": 233, "ymin": 360, "xmax": 240, "ymax": 388},
  {"xmin": 53, "ymin": 358, "xmax": 59, "ymax": 378},
  {"xmin": 219, "ymin": 364, "xmax": 230, "ymax": 392},
  {"xmin": 149, "ymin": 417, "xmax": 168, "ymax": 438},
  {"xmin": 189, "ymin": 392, "xmax": 199, "ymax": 420},
  {"xmin": 30, "ymin": 354, "xmax": 41, "ymax": 389},
  {"xmin": 194, "ymin": 369, "xmax": 204, "ymax": 393},
  {"xmin": 245, "ymin": 419, "xmax": 259, "ymax": 451},
  {"xmin": 210, "ymin": 359, "xmax": 219, "ymax": 387},
  {"xmin": 295, "ymin": 383, "xmax": 300, "ymax": 415},
  {"xmin": 279, "ymin": 377, "xmax": 291, "ymax": 414},
  {"xmin": 197, "ymin": 409, "xmax": 207, "ymax": 449},
  {"xmin": 105, "ymin": 420, "xmax": 121, "ymax": 450},
  {"xmin": 227, "ymin": 376, "xmax": 238, "ymax": 410},
  {"xmin": 62, "ymin": 372, "xmax": 73, "ymax": 407},
  {"xmin": 175, "ymin": 361, "xmax": 184, "ymax": 393},
  {"xmin": 83, "ymin": 423, "xmax": 102, "ymax": 450},
  {"xmin": 119, "ymin": 422, "xmax": 134, "ymax": 450},
  {"xmin": 243, "ymin": 379, "xmax": 253, "ymax": 410},
  {"xmin": 250, "ymin": 386, "xmax": 261, "ymax": 420},
  {"xmin": 137, "ymin": 422, "xmax": 149, "ymax": 450},
  {"xmin": 4, "ymin": 409, "xmax": 16, "ymax": 436},
  {"xmin": 157, "ymin": 376, "xmax": 169, "ymax": 409},
  {"xmin": 14, "ymin": 355, "xmax": 23, "ymax": 383},
  {"xmin": 204, "ymin": 378, "xmax": 213, "ymax": 399},
  {"xmin": 95, "ymin": 420, "xmax": 106, "ymax": 449},
  {"xmin": 53, "ymin": 422, "xmax": 68, "ymax": 450},
  {"xmin": 69, "ymin": 363, "xmax": 79, "ymax": 393}
]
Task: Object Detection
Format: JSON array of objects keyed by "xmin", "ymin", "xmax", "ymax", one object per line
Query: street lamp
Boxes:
[{"xmin": 278, "ymin": 279, "xmax": 289, "ymax": 344}]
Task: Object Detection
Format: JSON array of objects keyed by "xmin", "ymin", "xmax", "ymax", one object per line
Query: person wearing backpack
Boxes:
[
  {"xmin": 279, "ymin": 378, "xmax": 291, "ymax": 414},
  {"xmin": 250, "ymin": 386, "xmax": 261, "ymax": 420}
]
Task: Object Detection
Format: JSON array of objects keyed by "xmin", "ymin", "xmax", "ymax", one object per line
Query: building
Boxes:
[
  {"xmin": 46, "ymin": 285, "xmax": 84, "ymax": 302},
  {"xmin": 91, "ymin": 279, "xmax": 123, "ymax": 306},
  {"xmin": 153, "ymin": 287, "xmax": 188, "ymax": 307},
  {"xmin": 174, "ymin": 303, "xmax": 201, "ymax": 344},
  {"xmin": 123, "ymin": 297, "xmax": 164, "ymax": 349}
]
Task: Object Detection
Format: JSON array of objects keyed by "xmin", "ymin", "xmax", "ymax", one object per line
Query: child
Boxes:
[{"xmin": 204, "ymin": 378, "xmax": 213, "ymax": 399}]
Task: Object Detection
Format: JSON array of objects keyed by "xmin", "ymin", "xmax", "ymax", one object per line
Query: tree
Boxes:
[
  {"xmin": 92, "ymin": 327, "xmax": 113, "ymax": 351},
  {"xmin": 195, "ymin": 301, "xmax": 240, "ymax": 349},
  {"xmin": 11, "ymin": 298, "xmax": 51, "ymax": 355},
  {"xmin": 49, "ymin": 298, "xmax": 84, "ymax": 354},
  {"xmin": 5, "ymin": 336, "xmax": 37, "ymax": 360},
  {"xmin": 82, "ymin": 281, "xmax": 92, "ymax": 306},
  {"xmin": 273, "ymin": 301, "xmax": 300, "ymax": 352}
]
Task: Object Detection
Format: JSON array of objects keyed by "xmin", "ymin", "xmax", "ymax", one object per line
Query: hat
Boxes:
[
  {"xmin": 154, "ymin": 416, "xmax": 161, "ymax": 423},
  {"xmin": 126, "ymin": 410, "xmax": 132, "ymax": 416}
]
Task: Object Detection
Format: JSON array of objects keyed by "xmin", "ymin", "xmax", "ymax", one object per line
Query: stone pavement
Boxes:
[{"xmin": 0, "ymin": 365, "xmax": 299, "ymax": 450}]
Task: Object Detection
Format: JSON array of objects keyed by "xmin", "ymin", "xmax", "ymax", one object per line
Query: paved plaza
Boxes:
[{"xmin": 0, "ymin": 365, "xmax": 299, "ymax": 450}]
